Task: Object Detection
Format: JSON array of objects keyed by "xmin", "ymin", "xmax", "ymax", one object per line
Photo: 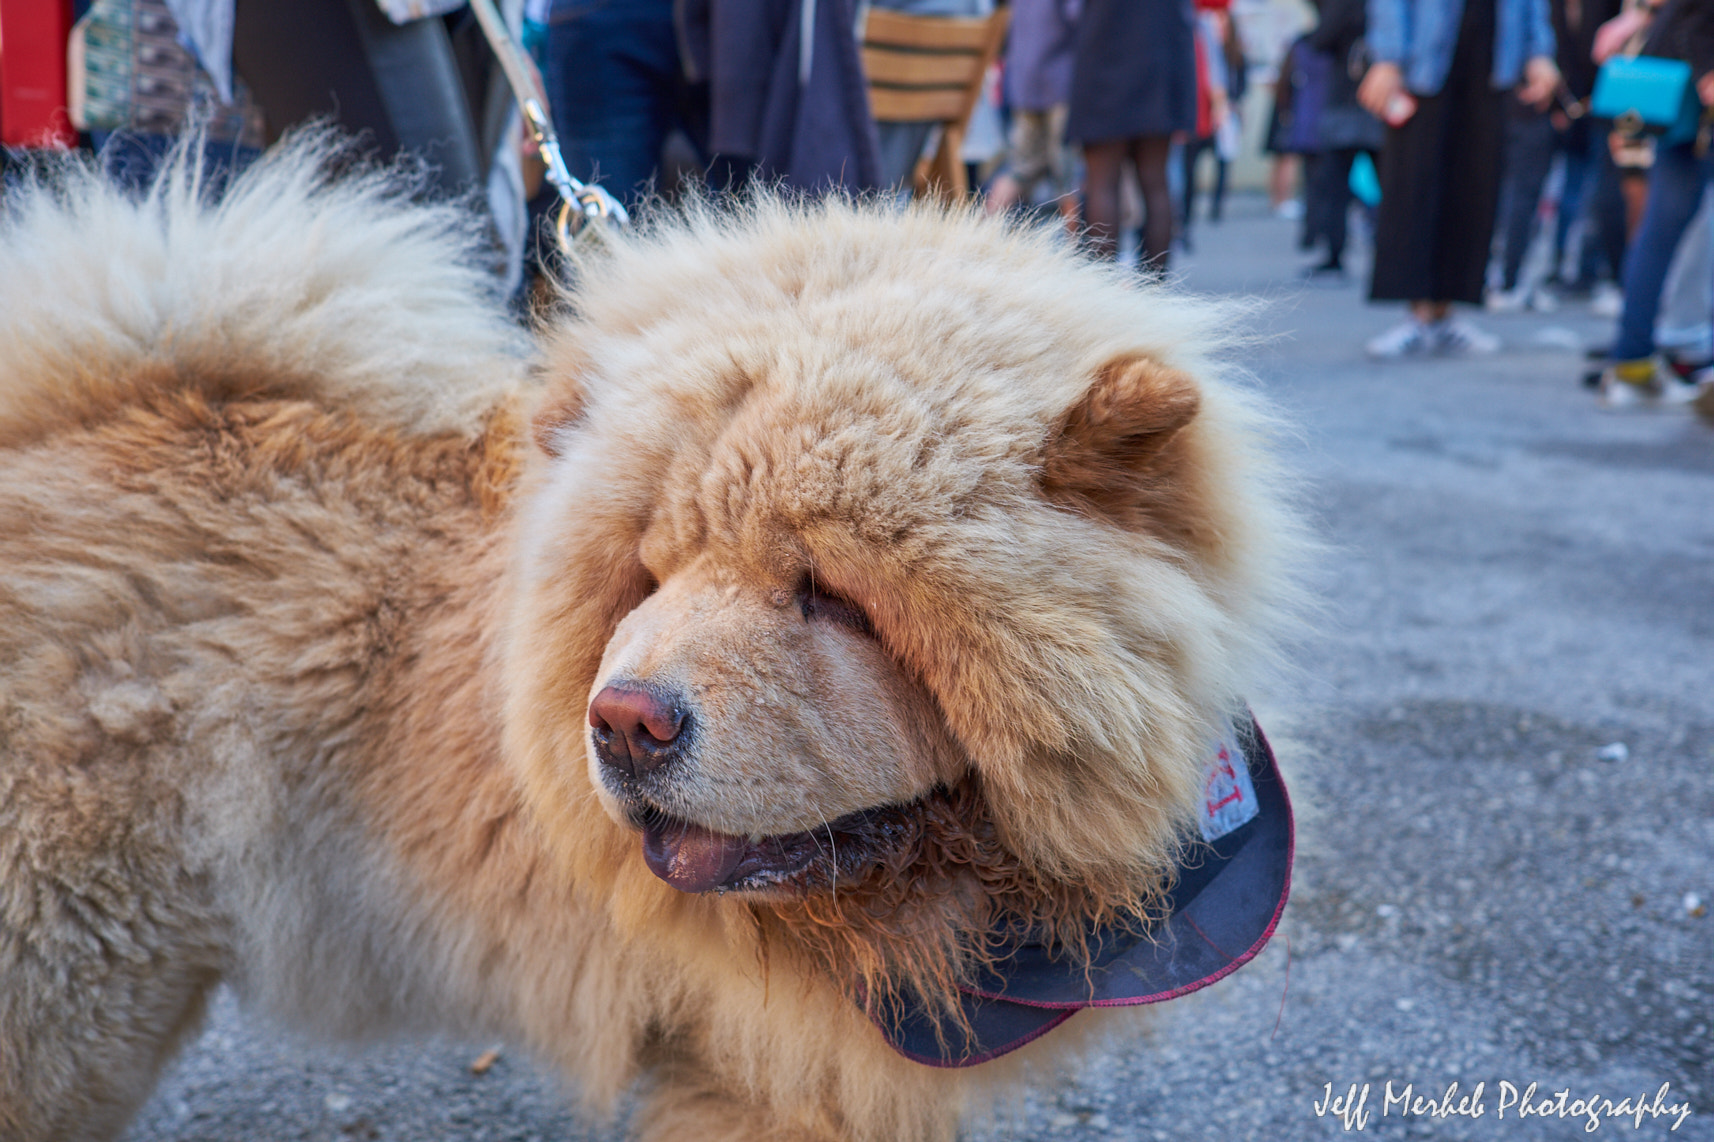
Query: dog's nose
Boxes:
[{"xmin": 589, "ymin": 683, "xmax": 688, "ymax": 779}]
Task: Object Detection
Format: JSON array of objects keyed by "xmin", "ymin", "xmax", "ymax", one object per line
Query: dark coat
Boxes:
[
  {"xmin": 678, "ymin": 0, "xmax": 883, "ymax": 191},
  {"xmin": 1643, "ymin": 0, "xmax": 1714, "ymax": 82},
  {"xmin": 1065, "ymin": 0, "xmax": 1198, "ymax": 143}
]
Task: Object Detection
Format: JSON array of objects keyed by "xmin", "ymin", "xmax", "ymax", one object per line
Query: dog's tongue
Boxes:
[{"xmin": 642, "ymin": 817, "xmax": 751, "ymax": 892}]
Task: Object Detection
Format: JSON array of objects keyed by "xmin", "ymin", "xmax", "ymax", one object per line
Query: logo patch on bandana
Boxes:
[{"xmin": 1199, "ymin": 730, "xmax": 1259, "ymax": 842}]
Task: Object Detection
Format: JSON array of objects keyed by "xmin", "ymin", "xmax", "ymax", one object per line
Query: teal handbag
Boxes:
[{"xmin": 1591, "ymin": 55, "xmax": 1703, "ymax": 146}]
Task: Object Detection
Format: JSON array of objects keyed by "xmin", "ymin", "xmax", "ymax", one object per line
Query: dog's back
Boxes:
[{"xmin": 0, "ymin": 137, "xmax": 529, "ymax": 1140}]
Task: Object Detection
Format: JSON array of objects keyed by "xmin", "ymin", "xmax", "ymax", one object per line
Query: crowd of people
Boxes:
[
  {"xmin": 1271, "ymin": 0, "xmax": 1714, "ymax": 416},
  {"xmin": 3, "ymin": 0, "xmax": 1713, "ymax": 416}
]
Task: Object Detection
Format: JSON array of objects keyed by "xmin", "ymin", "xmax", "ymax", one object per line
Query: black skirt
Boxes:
[{"xmin": 1065, "ymin": 0, "xmax": 1198, "ymax": 144}]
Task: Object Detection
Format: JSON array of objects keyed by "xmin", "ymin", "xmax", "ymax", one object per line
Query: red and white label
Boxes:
[{"xmin": 1199, "ymin": 731, "xmax": 1259, "ymax": 842}]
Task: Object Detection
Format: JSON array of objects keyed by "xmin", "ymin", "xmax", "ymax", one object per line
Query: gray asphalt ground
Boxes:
[{"xmin": 123, "ymin": 197, "xmax": 1712, "ymax": 1141}]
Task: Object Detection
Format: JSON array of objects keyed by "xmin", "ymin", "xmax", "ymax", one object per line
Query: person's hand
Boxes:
[
  {"xmin": 1519, "ymin": 56, "xmax": 1560, "ymax": 109},
  {"xmin": 1358, "ymin": 61, "xmax": 1405, "ymax": 118},
  {"xmin": 1593, "ymin": 8, "xmax": 1649, "ymax": 63},
  {"xmin": 1700, "ymin": 71, "xmax": 1714, "ymax": 107}
]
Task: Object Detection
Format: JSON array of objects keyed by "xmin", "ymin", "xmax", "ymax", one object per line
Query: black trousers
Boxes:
[{"xmin": 1307, "ymin": 147, "xmax": 1365, "ymax": 265}]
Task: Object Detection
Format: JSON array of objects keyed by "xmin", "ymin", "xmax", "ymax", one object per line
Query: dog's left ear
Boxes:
[{"xmin": 1039, "ymin": 354, "xmax": 1201, "ymax": 515}]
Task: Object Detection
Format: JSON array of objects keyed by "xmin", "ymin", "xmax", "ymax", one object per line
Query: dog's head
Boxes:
[{"xmin": 502, "ymin": 198, "xmax": 1301, "ymax": 996}]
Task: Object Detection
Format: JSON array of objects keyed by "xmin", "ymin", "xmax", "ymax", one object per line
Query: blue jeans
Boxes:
[
  {"xmin": 1494, "ymin": 105, "xmax": 1558, "ymax": 291},
  {"xmin": 1611, "ymin": 141, "xmax": 1714, "ymax": 361},
  {"xmin": 541, "ymin": 0, "xmax": 707, "ymax": 205},
  {"xmin": 1552, "ymin": 124, "xmax": 1594, "ymax": 274},
  {"xmin": 91, "ymin": 132, "xmax": 260, "ymax": 197}
]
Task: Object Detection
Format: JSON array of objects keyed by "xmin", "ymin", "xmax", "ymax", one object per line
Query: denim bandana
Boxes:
[{"xmin": 871, "ymin": 713, "xmax": 1293, "ymax": 1067}]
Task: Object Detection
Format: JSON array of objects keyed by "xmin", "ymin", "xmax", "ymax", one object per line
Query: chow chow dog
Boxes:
[{"xmin": 0, "ymin": 138, "xmax": 1304, "ymax": 1141}]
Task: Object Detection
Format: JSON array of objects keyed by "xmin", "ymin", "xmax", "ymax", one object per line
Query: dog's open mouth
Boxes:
[{"xmin": 634, "ymin": 801, "xmax": 922, "ymax": 894}]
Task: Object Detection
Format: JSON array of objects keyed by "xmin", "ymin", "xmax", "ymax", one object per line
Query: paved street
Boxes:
[{"xmin": 124, "ymin": 198, "xmax": 1713, "ymax": 1142}]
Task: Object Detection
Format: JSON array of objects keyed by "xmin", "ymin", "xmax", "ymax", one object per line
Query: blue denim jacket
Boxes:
[{"xmin": 1367, "ymin": 0, "xmax": 1555, "ymax": 95}]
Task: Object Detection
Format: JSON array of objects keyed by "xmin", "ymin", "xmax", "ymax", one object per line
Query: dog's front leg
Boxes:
[{"xmin": 633, "ymin": 1067, "xmax": 849, "ymax": 1142}]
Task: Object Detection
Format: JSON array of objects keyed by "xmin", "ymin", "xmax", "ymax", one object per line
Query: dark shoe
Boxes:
[
  {"xmin": 1582, "ymin": 352, "xmax": 1606, "ymax": 389},
  {"xmin": 1664, "ymin": 350, "xmax": 1713, "ymax": 381},
  {"xmin": 1301, "ymin": 261, "xmax": 1347, "ymax": 285}
]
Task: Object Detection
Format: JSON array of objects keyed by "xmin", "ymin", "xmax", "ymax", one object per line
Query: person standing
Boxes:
[
  {"xmin": 1067, "ymin": 0, "xmax": 1199, "ymax": 270},
  {"xmin": 1358, "ymin": 0, "xmax": 1560, "ymax": 357},
  {"xmin": 985, "ymin": 0, "xmax": 1081, "ymax": 217},
  {"xmin": 1300, "ymin": 0, "xmax": 1385, "ymax": 280},
  {"xmin": 1181, "ymin": 0, "xmax": 1249, "ymax": 249},
  {"xmin": 1592, "ymin": 0, "xmax": 1714, "ymax": 408},
  {"xmin": 1487, "ymin": 0, "xmax": 1624, "ymax": 312}
]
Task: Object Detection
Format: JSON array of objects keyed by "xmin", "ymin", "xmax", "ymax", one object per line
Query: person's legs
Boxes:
[
  {"xmin": 1429, "ymin": 79, "xmax": 1503, "ymax": 308},
  {"xmin": 1552, "ymin": 124, "xmax": 1589, "ymax": 277},
  {"xmin": 1298, "ymin": 151, "xmax": 1325, "ymax": 249},
  {"xmin": 1300, "ymin": 149, "xmax": 1334, "ymax": 260},
  {"xmin": 542, "ymin": 0, "xmax": 683, "ymax": 205},
  {"xmin": 1269, "ymin": 153, "xmax": 1298, "ymax": 210},
  {"xmin": 874, "ymin": 122, "xmax": 938, "ymax": 192},
  {"xmin": 1179, "ymin": 137, "xmax": 1207, "ymax": 244},
  {"xmin": 1578, "ymin": 136, "xmax": 1627, "ymax": 286},
  {"xmin": 1132, "ymin": 135, "xmax": 1176, "ymax": 271},
  {"xmin": 990, "ymin": 109, "xmax": 1052, "ymax": 213},
  {"xmin": 1307, "ymin": 148, "xmax": 1357, "ymax": 269},
  {"xmin": 1370, "ymin": 113, "xmax": 1450, "ymax": 303},
  {"xmin": 1365, "ymin": 110, "xmax": 1446, "ymax": 356},
  {"xmin": 1611, "ymin": 143, "xmax": 1713, "ymax": 362},
  {"xmin": 1368, "ymin": 82, "xmax": 1500, "ymax": 354},
  {"xmin": 1494, "ymin": 106, "xmax": 1557, "ymax": 293},
  {"xmin": 1044, "ymin": 104, "xmax": 1072, "ymax": 201},
  {"xmin": 1081, "ymin": 140, "xmax": 1127, "ymax": 259}
]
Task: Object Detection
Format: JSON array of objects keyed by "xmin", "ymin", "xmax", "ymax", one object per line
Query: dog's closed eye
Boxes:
[{"xmin": 798, "ymin": 581, "xmax": 874, "ymax": 637}]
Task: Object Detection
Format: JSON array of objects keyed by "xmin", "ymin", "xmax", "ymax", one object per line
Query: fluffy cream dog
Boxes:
[{"xmin": 0, "ymin": 139, "xmax": 1303, "ymax": 1141}]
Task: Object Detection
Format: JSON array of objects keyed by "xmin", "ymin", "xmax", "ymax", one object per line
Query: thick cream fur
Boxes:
[{"xmin": 0, "ymin": 140, "xmax": 1304, "ymax": 1142}]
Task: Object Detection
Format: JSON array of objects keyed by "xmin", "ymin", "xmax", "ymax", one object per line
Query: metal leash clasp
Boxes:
[
  {"xmin": 469, "ymin": 0, "xmax": 629, "ymax": 254},
  {"xmin": 514, "ymin": 94, "xmax": 629, "ymax": 251}
]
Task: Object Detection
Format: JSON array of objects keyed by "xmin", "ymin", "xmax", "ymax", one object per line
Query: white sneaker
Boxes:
[
  {"xmin": 1274, "ymin": 200, "xmax": 1305, "ymax": 221},
  {"xmin": 1485, "ymin": 285, "xmax": 1528, "ymax": 313},
  {"xmin": 1528, "ymin": 285, "xmax": 1560, "ymax": 313},
  {"xmin": 1598, "ymin": 372, "xmax": 1652, "ymax": 409},
  {"xmin": 1594, "ymin": 358, "xmax": 1696, "ymax": 409},
  {"xmin": 1590, "ymin": 283, "xmax": 1623, "ymax": 318},
  {"xmin": 1432, "ymin": 317, "xmax": 1501, "ymax": 355},
  {"xmin": 1366, "ymin": 319, "xmax": 1434, "ymax": 359},
  {"xmin": 1661, "ymin": 376, "xmax": 1703, "ymax": 404}
]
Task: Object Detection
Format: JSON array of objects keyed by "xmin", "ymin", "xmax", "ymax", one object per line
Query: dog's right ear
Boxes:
[{"xmin": 531, "ymin": 336, "xmax": 589, "ymax": 456}]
